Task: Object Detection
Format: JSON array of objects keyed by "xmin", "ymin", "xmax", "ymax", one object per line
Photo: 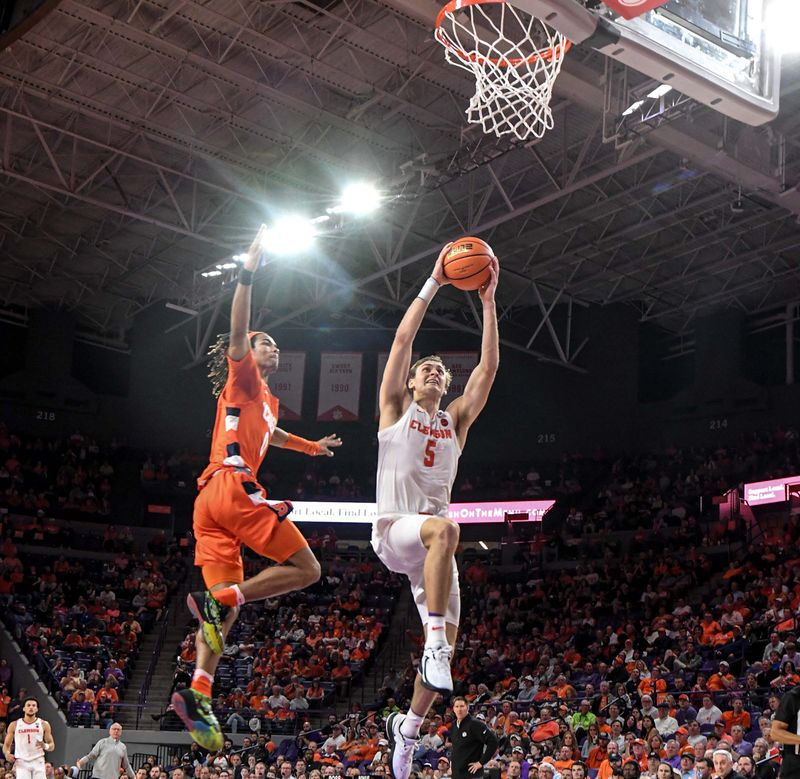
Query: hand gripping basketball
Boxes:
[{"xmin": 442, "ymin": 236, "xmax": 496, "ymax": 291}]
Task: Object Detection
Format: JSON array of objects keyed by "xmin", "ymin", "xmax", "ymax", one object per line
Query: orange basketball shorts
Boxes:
[{"xmin": 193, "ymin": 469, "xmax": 308, "ymax": 587}]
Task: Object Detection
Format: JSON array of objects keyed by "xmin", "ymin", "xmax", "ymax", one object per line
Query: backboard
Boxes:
[{"xmin": 507, "ymin": 0, "xmax": 781, "ymax": 125}]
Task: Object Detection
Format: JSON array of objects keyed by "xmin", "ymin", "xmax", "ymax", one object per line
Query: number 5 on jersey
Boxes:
[{"xmin": 423, "ymin": 439, "xmax": 436, "ymax": 467}]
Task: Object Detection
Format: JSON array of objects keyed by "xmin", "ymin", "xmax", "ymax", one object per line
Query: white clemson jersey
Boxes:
[
  {"xmin": 376, "ymin": 401, "xmax": 461, "ymax": 517},
  {"xmin": 14, "ymin": 718, "xmax": 44, "ymax": 762}
]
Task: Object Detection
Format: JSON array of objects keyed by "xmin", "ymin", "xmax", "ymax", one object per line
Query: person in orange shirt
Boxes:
[
  {"xmin": 707, "ymin": 661, "xmax": 738, "ymax": 692},
  {"xmin": 699, "ymin": 614, "xmax": 723, "ymax": 645},
  {"xmin": 71, "ymin": 682, "xmax": 96, "ymax": 709},
  {"xmin": 639, "ymin": 669, "xmax": 667, "ymax": 704},
  {"xmin": 63, "ymin": 629, "xmax": 83, "ymax": 649},
  {"xmin": 171, "ymin": 226, "xmax": 342, "ymax": 752},
  {"xmin": 331, "ymin": 659, "xmax": 353, "ymax": 696},
  {"xmin": 95, "ymin": 680, "xmax": 119, "ymax": 724},
  {"xmin": 631, "ymin": 739, "xmax": 649, "ymax": 770},
  {"xmin": 587, "ymin": 733, "xmax": 612, "ymax": 769},
  {"xmin": 551, "ymin": 675, "xmax": 576, "ymax": 700},
  {"xmin": 597, "ymin": 748, "xmax": 623, "ymax": 779},
  {"xmin": 720, "ymin": 698, "xmax": 751, "ymax": 733},
  {"xmin": 554, "ymin": 745, "xmax": 575, "ymax": 773},
  {"xmin": 532, "ymin": 705, "xmax": 561, "ymax": 743}
]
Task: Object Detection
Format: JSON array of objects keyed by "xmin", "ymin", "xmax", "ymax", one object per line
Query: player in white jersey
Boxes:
[
  {"xmin": 374, "ymin": 244, "xmax": 499, "ymax": 779},
  {"xmin": 3, "ymin": 698, "xmax": 55, "ymax": 779}
]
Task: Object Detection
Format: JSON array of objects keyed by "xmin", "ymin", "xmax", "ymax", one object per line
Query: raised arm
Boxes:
[
  {"xmin": 229, "ymin": 225, "xmax": 267, "ymax": 362},
  {"xmin": 379, "ymin": 243, "xmax": 452, "ymax": 429},
  {"xmin": 449, "ymin": 257, "xmax": 499, "ymax": 446}
]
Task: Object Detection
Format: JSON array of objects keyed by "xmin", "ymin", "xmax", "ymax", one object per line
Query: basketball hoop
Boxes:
[{"xmin": 435, "ymin": 0, "xmax": 571, "ymax": 141}]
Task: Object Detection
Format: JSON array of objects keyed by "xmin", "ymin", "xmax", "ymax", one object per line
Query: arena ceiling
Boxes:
[{"xmin": 1, "ymin": 0, "xmax": 800, "ymax": 371}]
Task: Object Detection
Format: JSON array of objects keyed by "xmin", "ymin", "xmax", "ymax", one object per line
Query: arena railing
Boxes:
[{"xmin": 135, "ymin": 607, "xmax": 171, "ymax": 729}]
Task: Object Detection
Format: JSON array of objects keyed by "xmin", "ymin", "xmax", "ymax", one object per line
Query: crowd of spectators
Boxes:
[
  {"xmin": 5, "ymin": 419, "xmax": 800, "ymax": 779},
  {"xmin": 0, "ymin": 420, "xmax": 187, "ymax": 730},
  {"xmin": 482, "ymin": 429, "xmax": 800, "ymax": 539},
  {"xmin": 0, "ymin": 424, "xmax": 127, "ymax": 519},
  {"xmin": 140, "ymin": 431, "xmax": 800, "ymax": 535},
  {"xmin": 141, "ymin": 451, "xmax": 367, "ymax": 504},
  {"xmin": 159, "ymin": 555, "xmax": 402, "ymax": 736},
  {"xmin": 0, "ymin": 422, "xmax": 191, "ymax": 728},
  {"xmin": 2, "ymin": 532, "xmax": 186, "ymax": 727},
  {"xmin": 359, "ymin": 510, "xmax": 799, "ymax": 779}
]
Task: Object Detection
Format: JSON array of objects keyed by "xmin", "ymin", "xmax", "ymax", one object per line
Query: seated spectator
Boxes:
[
  {"xmin": 95, "ymin": 679, "xmax": 119, "ymax": 726},
  {"xmin": 68, "ymin": 691, "xmax": 93, "ymax": 726}
]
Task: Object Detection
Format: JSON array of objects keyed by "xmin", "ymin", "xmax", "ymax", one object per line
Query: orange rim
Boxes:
[{"xmin": 434, "ymin": 0, "xmax": 571, "ymax": 68}]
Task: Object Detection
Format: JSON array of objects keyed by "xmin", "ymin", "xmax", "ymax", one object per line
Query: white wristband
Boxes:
[{"xmin": 417, "ymin": 276, "xmax": 440, "ymax": 303}]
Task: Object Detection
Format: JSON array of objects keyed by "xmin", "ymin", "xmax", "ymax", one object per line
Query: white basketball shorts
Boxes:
[
  {"xmin": 15, "ymin": 758, "xmax": 46, "ymax": 779},
  {"xmin": 371, "ymin": 513, "xmax": 460, "ymax": 627}
]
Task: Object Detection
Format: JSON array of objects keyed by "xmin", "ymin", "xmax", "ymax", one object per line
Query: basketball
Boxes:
[{"xmin": 442, "ymin": 236, "xmax": 495, "ymax": 291}]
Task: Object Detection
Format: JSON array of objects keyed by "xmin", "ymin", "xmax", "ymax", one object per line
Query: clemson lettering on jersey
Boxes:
[
  {"xmin": 376, "ymin": 402, "xmax": 461, "ymax": 517},
  {"xmin": 14, "ymin": 719, "xmax": 44, "ymax": 762},
  {"xmin": 409, "ymin": 419, "xmax": 453, "ymax": 438}
]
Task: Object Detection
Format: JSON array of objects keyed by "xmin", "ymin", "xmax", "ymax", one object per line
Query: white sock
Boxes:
[
  {"xmin": 400, "ymin": 709, "xmax": 424, "ymax": 740},
  {"xmin": 425, "ymin": 614, "xmax": 447, "ymax": 648},
  {"xmin": 230, "ymin": 584, "xmax": 246, "ymax": 606}
]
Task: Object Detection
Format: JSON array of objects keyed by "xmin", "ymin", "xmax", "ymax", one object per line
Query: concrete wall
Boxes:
[
  {"xmin": 1, "ymin": 627, "xmax": 68, "ymax": 764},
  {"xmin": 0, "ymin": 624, "xmax": 256, "ymax": 766}
]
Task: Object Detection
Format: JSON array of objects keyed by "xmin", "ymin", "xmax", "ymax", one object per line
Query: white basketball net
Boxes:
[{"xmin": 435, "ymin": 0, "xmax": 570, "ymax": 141}]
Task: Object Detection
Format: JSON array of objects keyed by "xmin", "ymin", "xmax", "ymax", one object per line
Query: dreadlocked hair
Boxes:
[
  {"xmin": 207, "ymin": 333, "xmax": 231, "ymax": 398},
  {"xmin": 207, "ymin": 332, "xmax": 262, "ymax": 397}
]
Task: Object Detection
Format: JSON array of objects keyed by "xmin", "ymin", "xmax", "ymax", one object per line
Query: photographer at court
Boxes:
[{"xmin": 450, "ymin": 698, "xmax": 499, "ymax": 779}]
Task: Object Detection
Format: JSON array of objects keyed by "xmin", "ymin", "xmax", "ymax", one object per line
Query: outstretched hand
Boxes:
[
  {"xmin": 244, "ymin": 225, "xmax": 268, "ymax": 271},
  {"xmin": 431, "ymin": 242, "xmax": 454, "ymax": 287},
  {"xmin": 478, "ymin": 256, "xmax": 499, "ymax": 303},
  {"xmin": 316, "ymin": 434, "xmax": 343, "ymax": 457}
]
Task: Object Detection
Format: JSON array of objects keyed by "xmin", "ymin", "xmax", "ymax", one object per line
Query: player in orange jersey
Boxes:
[{"xmin": 172, "ymin": 225, "xmax": 341, "ymax": 750}]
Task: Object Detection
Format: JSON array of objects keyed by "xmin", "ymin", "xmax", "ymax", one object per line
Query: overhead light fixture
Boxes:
[
  {"xmin": 622, "ymin": 99, "xmax": 645, "ymax": 116},
  {"xmin": 766, "ymin": 0, "xmax": 800, "ymax": 54},
  {"xmin": 201, "ymin": 270, "xmax": 223, "ymax": 278},
  {"xmin": 216, "ymin": 262, "xmax": 238, "ymax": 270},
  {"xmin": 329, "ymin": 182, "xmax": 382, "ymax": 215},
  {"xmin": 646, "ymin": 84, "xmax": 672, "ymax": 99},
  {"xmin": 622, "ymin": 84, "xmax": 673, "ymax": 117},
  {"xmin": 479, "ymin": 541, "xmax": 488, "ymax": 550},
  {"xmin": 262, "ymin": 216, "xmax": 317, "ymax": 255}
]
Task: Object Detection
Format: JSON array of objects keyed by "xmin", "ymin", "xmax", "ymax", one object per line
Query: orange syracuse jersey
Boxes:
[{"xmin": 198, "ymin": 350, "xmax": 279, "ymax": 487}]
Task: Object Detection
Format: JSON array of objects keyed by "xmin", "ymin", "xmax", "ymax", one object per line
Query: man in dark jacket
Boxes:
[{"xmin": 450, "ymin": 698, "xmax": 499, "ymax": 779}]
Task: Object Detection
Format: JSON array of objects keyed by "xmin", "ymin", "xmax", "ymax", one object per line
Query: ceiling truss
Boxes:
[{"xmin": 0, "ymin": 0, "xmax": 799, "ymax": 371}]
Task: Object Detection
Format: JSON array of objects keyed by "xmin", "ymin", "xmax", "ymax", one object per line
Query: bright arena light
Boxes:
[
  {"xmin": 262, "ymin": 216, "xmax": 317, "ymax": 255},
  {"xmin": 767, "ymin": 0, "xmax": 800, "ymax": 54},
  {"xmin": 332, "ymin": 182, "xmax": 382, "ymax": 215},
  {"xmin": 647, "ymin": 84, "xmax": 672, "ymax": 99}
]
